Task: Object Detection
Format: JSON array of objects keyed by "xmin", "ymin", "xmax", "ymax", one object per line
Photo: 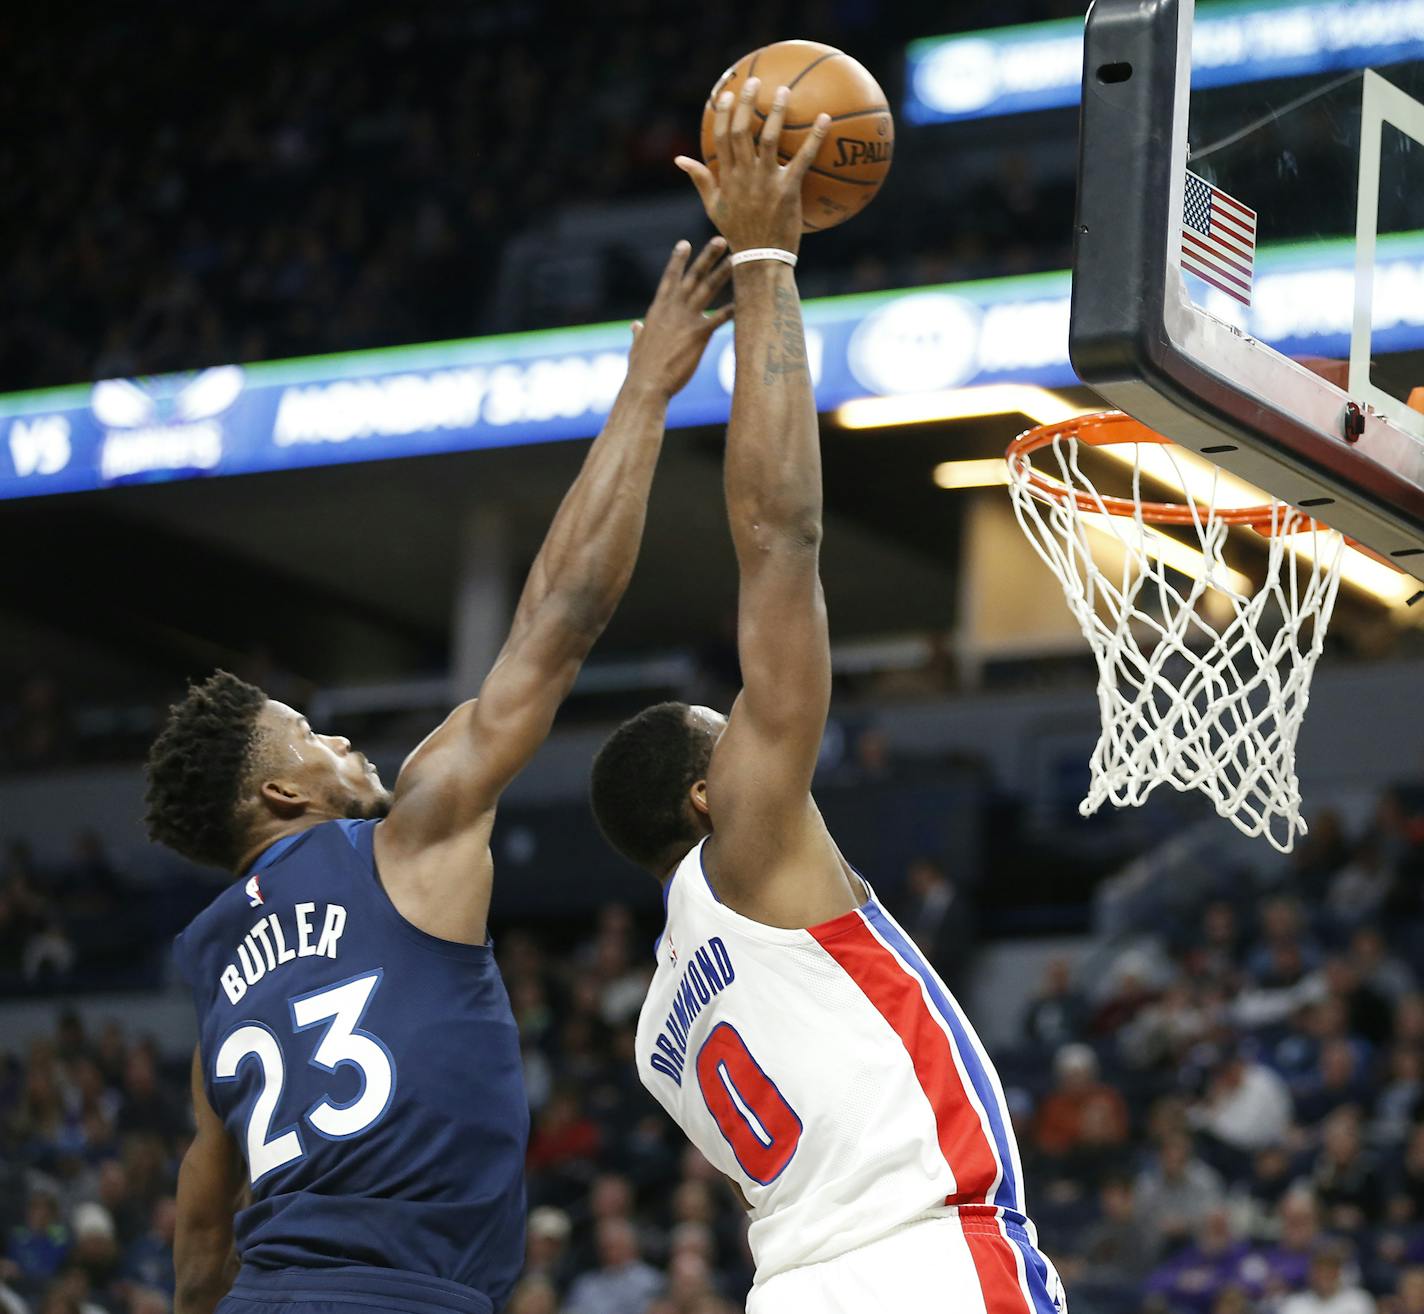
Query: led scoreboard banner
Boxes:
[
  {"xmin": 4, "ymin": 233, "xmax": 1424, "ymax": 501},
  {"xmin": 905, "ymin": 0, "xmax": 1424, "ymax": 125}
]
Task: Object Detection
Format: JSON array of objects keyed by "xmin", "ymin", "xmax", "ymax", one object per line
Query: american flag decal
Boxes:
[{"xmin": 1181, "ymin": 171, "xmax": 1257, "ymax": 307}]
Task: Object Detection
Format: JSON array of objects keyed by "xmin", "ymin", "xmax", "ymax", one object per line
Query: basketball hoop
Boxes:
[{"xmin": 1005, "ymin": 411, "xmax": 1352, "ymax": 853}]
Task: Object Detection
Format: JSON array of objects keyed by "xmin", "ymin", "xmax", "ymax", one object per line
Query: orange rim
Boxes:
[
  {"xmin": 1005, "ymin": 411, "xmax": 1298, "ymax": 529},
  {"xmin": 1006, "ymin": 411, "xmax": 1414, "ymax": 577}
]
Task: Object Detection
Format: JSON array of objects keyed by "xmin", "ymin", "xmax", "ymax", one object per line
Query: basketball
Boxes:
[{"xmin": 700, "ymin": 40, "xmax": 894, "ymax": 232}]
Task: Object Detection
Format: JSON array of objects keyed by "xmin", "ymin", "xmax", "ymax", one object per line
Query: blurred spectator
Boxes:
[
  {"xmin": 1032, "ymin": 1044, "xmax": 1130, "ymax": 1163},
  {"xmin": 1078, "ymin": 1174, "xmax": 1160, "ymax": 1283},
  {"xmin": 565, "ymin": 1219, "xmax": 662, "ymax": 1314},
  {"xmin": 1396, "ymin": 1267, "xmax": 1424, "ymax": 1314},
  {"xmin": 1313, "ymin": 1109, "xmax": 1385, "ymax": 1231},
  {"xmin": 1023, "ymin": 959, "xmax": 1086, "ymax": 1050},
  {"xmin": 7, "ymin": 1191, "xmax": 69, "ymax": 1287},
  {"xmin": 1278, "ymin": 1242, "xmax": 1375, "ymax": 1314},
  {"xmin": 1238, "ymin": 1189, "xmax": 1324, "ymax": 1301},
  {"xmin": 1193, "ymin": 1046, "xmax": 1294, "ymax": 1159},
  {"xmin": 1136, "ymin": 1133, "xmax": 1227, "ymax": 1250},
  {"xmin": 897, "ymin": 857, "xmax": 973, "ymax": 996},
  {"xmin": 121, "ymin": 1198, "xmax": 175, "ymax": 1295},
  {"xmin": 1143, "ymin": 1208, "xmax": 1251, "ymax": 1314}
]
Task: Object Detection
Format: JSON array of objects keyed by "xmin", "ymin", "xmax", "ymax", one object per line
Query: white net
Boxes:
[{"xmin": 1007, "ymin": 418, "xmax": 1347, "ymax": 853}]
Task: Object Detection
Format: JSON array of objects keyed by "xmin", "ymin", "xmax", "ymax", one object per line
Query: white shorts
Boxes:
[{"xmin": 745, "ymin": 1210, "xmax": 1068, "ymax": 1314}]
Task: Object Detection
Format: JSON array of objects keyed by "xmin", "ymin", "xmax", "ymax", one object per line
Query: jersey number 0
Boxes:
[
  {"xmin": 214, "ymin": 970, "xmax": 396, "ymax": 1184},
  {"xmin": 696, "ymin": 1022, "xmax": 803, "ymax": 1184}
]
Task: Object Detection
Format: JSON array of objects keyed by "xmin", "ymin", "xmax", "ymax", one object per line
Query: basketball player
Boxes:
[
  {"xmin": 589, "ymin": 83, "xmax": 1067, "ymax": 1313},
  {"xmin": 148, "ymin": 237, "xmax": 733, "ymax": 1314}
]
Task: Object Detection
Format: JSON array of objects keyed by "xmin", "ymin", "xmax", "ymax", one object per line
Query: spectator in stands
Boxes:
[
  {"xmin": 1296, "ymin": 1039, "xmax": 1376, "ymax": 1126},
  {"xmin": 1396, "ymin": 1266, "xmax": 1424, "ymax": 1314},
  {"xmin": 1031, "ymin": 1044, "xmax": 1130, "ymax": 1165},
  {"xmin": 1349, "ymin": 926, "xmax": 1416, "ymax": 1004},
  {"xmin": 1143, "ymin": 1207, "xmax": 1251, "ymax": 1314},
  {"xmin": 897, "ymin": 857, "xmax": 974, "ymax": 997},
  {"xmin": 1023, "ymin": 958, "xmax": 1086, "ymax": 1050},
  {"xmin": 1376, "ymin": 1045, "xmax": 1423, "ymax": 1147},
  {"xmin": 67, "ymin": 1204, "xmax": 120, "ymax": 1310},
  {"xmin": 6, "ymin": 1190, "xmax": 69, "ymax": 1290},
  {"xmin": 1239, "ymin": 1189, "xmax": 1324, "ymax": 1302},
  {"xmin": 1247, "ymin": 897, "xmax": 1321, "ymax": 985},
  {"xmin": 1192, "ymin": 1044, "xmax": 1294, "ymax": 1163},
  {"xmin": 121, "ymin": 1197, "xmax": 175, "ymax": 1295},
  {"xmin": 565, "ymin": 1219, "xmax": 663, "ymax": 1314},
  {"xmin": 505, "ymin": 1274, "xmax": 559, "ymax": 1314},
  {"xmin": 1329, "ymin": 840, "xmax": 1396, "ymax": 928},
  {"xmin": 1136, "ymin": 1132, "xmax": 1227, "ymax": 1251},
  {"xmin": 522, "ymin": 1207, "xmax": 572, "ymax": 1296},
  {"xmin": 1313, "ymin": 1108, "xmax": 1385, "ymax": 1232},
  {"xmin": 1278, "ymin": 1242, "xmax": 1375, "ymax": 1314},
  {"xmin": 1078, "ymin": 1174, "xmax": 1160, "ymax": 1284}
]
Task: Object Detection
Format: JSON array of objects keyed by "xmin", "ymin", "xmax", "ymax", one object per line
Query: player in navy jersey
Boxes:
[{"xmin": 144, "ymin": 237, "xmax": 733, "ymax": 1314}]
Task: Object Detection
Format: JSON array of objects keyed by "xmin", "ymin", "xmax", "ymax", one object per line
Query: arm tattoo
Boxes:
[{"xmin": 763, "ymin": 285, "xmax": 809, "ymax": 385}]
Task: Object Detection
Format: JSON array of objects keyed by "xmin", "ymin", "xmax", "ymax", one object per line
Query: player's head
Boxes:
[
  {"xmin": 145, "ymin": 670, "xmax": 392, "ymax": 872},
  {"xmin": 589, "ymin": 701, "xmax": 726, "ymax": 874}
]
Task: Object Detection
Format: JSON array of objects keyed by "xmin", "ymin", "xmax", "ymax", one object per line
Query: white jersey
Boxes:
[{"xmin": 635, "ymin": 839, "xmax": 1034, "ymax": 1286}]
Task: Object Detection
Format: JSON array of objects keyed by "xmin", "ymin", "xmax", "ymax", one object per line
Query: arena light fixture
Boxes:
[
  {"xmin": 1091, "ymin": 439, "xmax": 1417, "ymax": 607},
  {"xmin": 835, "ymin": 384, "xmax": 1091, "ymax": 430},
  {"xmin": 1078, "ymin": 513, "xmax": 1254, "ymax": 597},
  {"xmin": 932, "ymin": 459, "xmax": 1010, "ymax": 489}
]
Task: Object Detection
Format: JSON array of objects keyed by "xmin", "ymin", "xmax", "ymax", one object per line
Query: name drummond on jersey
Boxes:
[{"xmin": 650, "ymin": 937, "xmax": 735, "ymax": 1087}]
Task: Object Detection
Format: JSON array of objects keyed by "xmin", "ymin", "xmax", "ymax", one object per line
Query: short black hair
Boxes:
[
  {"xmin": 590, "ymin": 702, "xmax": 717, "ymax": 871},
  {"xmin": 145, "ymin": 670, "xmax": 267, "ymax": 870}
]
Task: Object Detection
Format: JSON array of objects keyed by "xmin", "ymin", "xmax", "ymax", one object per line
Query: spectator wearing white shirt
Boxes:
[
  {"xmin": 1193, "ymin": 1047, "xmax": 1294, "ymax": 1155},
  {"xmin": 1278, "ymin": 1244, "xmax": 1374, "ymax": 1314}
]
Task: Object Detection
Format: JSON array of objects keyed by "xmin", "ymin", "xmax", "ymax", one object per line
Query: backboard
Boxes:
[{"xmin": 1072, "ymin": 0, "xmax": 1424, "ymax": 578}]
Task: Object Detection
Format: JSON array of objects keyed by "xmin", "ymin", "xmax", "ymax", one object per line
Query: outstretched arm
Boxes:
[
  {"xmin": 678, "ymin": 84, "xmax": 855, "ymax": 922},
  {"xmin": 175, "ymin": 1049, "xmax": 243, "ymax": 1314},
  {"xmin": 376, "ymin": 239, "xmax": 731, "ymax": 940}
]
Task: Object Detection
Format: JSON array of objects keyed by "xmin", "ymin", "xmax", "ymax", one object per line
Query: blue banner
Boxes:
[
  {"xmin": 3, "ymin": 231, "xmax": 1424, "ymax": 502},
  {"xmin": 905, "ymin": 0, "xmax": 1424, "ymax": 125}
]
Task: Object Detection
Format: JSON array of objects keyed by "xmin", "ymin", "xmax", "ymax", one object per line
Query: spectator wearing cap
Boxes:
[
  {"xmin": 67, "ymin": 1203, "xmax": 119, "ymax": 1309},
  {"xmin": 1031, "ymin": 1044, "xmax": 1130, "ymax": 1161},
  {"xmin": 1278, "ymin": 1242, "xmax": 1375, "ymax": 1314}
]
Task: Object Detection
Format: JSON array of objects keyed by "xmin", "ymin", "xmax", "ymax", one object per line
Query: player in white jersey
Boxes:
[{"xmin": 589, "ymin": 81, "xmax": 1068, "ymax": 1314}]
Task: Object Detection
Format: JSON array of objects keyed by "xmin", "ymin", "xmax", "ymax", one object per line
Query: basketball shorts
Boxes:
[
  {"xmin": 745, "ymin": 1209, "xmax": 1068, "ymax": 1314},
  {"xmin": 219, "ymin": 1265, "xmax": 494, "ymax": 1314}
]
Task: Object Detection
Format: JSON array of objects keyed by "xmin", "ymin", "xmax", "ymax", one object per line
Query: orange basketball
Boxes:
[{"xmin": 700, "ymin": 40, "xmax": 893, "ymax": 233}]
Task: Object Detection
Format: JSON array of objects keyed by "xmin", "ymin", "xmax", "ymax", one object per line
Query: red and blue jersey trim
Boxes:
[{"xmin": 809, "ymin": 899, "xmax": 1022, "ymax": 1214}]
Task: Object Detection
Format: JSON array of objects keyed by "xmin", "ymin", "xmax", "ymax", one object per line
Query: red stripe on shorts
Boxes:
[{"xmin": 963, "ymin": 1223, "xmax": 1033, "ymax": 1314}]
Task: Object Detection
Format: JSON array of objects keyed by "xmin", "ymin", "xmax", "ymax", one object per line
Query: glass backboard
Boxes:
[{"xmin": 1071, "ymin": 0, "xmax": 1424, "ymax": 580}]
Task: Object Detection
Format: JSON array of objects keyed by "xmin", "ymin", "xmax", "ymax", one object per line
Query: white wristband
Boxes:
[{"xmin": 729, "ymin": 247, "xmax": 798, "ymax": 268}]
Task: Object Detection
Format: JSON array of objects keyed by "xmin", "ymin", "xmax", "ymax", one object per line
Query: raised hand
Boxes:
[
  {"xmin": 627, "ymin": 236, "xmax": 734, "ymax": 398},
  {"xmin": 674, "ymin": 80, "xmax": 829, "ymax": 255}
]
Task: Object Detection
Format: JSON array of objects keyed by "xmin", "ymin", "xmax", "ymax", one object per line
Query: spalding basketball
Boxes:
[{"xmin": 700, "ymin": 40, "xmax": 894, "ymax": 232}]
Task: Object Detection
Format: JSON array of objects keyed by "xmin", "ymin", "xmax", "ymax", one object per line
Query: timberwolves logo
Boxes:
[{"xmin": 91, "ymin": 366, "xmax": 244, "ymax": 484}]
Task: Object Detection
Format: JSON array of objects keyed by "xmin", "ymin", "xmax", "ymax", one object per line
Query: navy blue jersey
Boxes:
[{"xmin": 174, "ymin": 819, "xmax": 528, "ymax": 1312}]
